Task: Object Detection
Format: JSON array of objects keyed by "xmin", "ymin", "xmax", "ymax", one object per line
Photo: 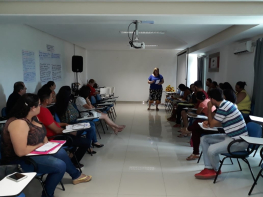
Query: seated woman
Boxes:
[
  {"xmin": 167, "ymin": 84, "xmax": 193, "ymax": 122},
  {"xmin": 183, "ymin": 89, "xmax": 236, "ymax": 160},
  {"xmin": 1, "ymin": 93, "xmax": 91, "ymax": 197},
  {"xmin": 46, "ymin": 81, "xmax": 57, "ymax": 103},
  {"xmin": 76, "ymin": 85, "xmax": 125, "ymax": 134},
  {"xmin": 179, "ymin": 91, "xmax": 216, "ymax": 137},
  {"xmin": 235, "ymin": 81, "xmax": 251, "ymax": 116},
  {"xmin": 55, "ymin": 86, "xmax": 104, "ymax": 150},
  {"xmin": 37, "ymin": 87, "xmax": 92, "ymax": 166}
]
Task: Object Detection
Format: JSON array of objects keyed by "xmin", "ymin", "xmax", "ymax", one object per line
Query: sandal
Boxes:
[
  {"xmin": 186, "ymin": 154, "xmax": 200, "ymax": 161},
  {"xmin": 173, "ymin": 124, "xmax": 181, "ymax": 128},
  {"xmin": 73, "ymin": 174, "xmax": 92, "ymax": 185},
  {"xmin": 177, "ymin": 133, "xmax": 190, "ymax": 138}
]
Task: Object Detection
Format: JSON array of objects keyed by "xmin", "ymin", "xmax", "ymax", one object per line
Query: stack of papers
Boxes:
[
  {"xmin": 64, "ymin": 123, "xmax": 91, "ymax": 133},
  {"xmin": 35, "ymin": 142, "xmax": 59, "ymax": 152},
  {"xmin": 155, "ymin": 80, "xmax": 160, "ymax": 84}
]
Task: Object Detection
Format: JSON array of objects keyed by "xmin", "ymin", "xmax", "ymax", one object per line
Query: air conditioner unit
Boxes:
[{"xmin": 233, "ymin": 40, "xmax": 253, "ymax": 55}]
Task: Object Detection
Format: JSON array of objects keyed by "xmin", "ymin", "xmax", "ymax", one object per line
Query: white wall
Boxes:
[
  {"xmin": 187, "ymin": 54, "xmax": 198, "ymax": 87},
  {"xmin": 205, "ymin": 34, "xmax": 263, "ymax": 97},
  {"xmin": 87, "ymin": 50, "xmax": 179, "ymax": 101},
  {"xmin": 0, "ymin": 24, "xmax": 87, "ymax": 110}
]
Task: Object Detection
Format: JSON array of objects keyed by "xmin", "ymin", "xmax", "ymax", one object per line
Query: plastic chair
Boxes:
[
  {"xmin": 95, "ymin": 95, "xmax": 116, "ymax": 118},
  {"xmin": 213, "ymin": 122, "xmax": 262, "ymax": 184}
]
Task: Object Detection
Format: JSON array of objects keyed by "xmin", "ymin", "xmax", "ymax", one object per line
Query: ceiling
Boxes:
[
  {"xmin": 1, "ymin": 15, "xmax": 263, "ymax": 51},
  {"xmin": 1, "ymin": 0, "xmax": 263, "ymax": 1}
]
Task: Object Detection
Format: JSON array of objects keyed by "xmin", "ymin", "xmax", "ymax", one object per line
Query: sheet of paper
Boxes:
[
  {"xmin": 22, "ymin": 50, "xmax": 36, "ymax": 83},
  {"xmin": 155, "ymin": 80, "xmax": 160, "ymax": 84},
  {"xmin": 66, "ymin": 123, "xmax": 90, "ymax": 130},
  {"xmin": 35, "ymin": 142, "xmax": 59, "ymax": 152},
  {"xmin": 198, "ymin": 122, "xmax": 219, "ymax": 131}
]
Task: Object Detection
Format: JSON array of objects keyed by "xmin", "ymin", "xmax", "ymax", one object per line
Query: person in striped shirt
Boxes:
[{"xmin": 195, "ymin": 88, "xmax": 248, "ymax": 179}]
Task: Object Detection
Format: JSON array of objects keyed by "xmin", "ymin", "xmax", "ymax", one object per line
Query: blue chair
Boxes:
[
  {"xmin": 248, "ymin": 147, "xmax": 263, "ymax": 195},
  {"xmin": 1, "ymin": 107, "xmax": 6, "ymax": 118},
  {"xmin": 213, "ymin": 122, "xmax": 262, "ymax": 184}
]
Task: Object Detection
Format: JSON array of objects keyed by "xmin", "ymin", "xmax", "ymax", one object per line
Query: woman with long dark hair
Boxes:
[
  {"xmin": 56, "ymin": 86, "xmax": 103, "ymax": 150},
  {"xmin": 76, "ymin": 85, "xmax": 125, "ymax": 135},
  {"xmin": 1, "ymin": 93, "xmax": 92, "ymax": 197}
]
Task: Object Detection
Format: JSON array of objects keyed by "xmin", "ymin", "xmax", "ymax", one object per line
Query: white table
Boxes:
[
  {"xmin": 77, "ymin": 116, "xmax": 99, "ymax": 121},
  {"xmin": 241, "ymin": 136, "xmax": 263, "ymax": 145},
  {"xmin": 63, "ymin": 124, "xmax": 91, "ymax": 134},
  {"xmin": 187, "ymin": 113, "xmax": 208, "ymax": 120},
  {"xmin": 0, "ymin": 172, "xmax": 36, "ymax": 197},
  {"xmin": 198, "ymin": 122, "xmax": 221, "ymax": 131},
  {"xmin": 0, "ymin": 120, "xmax": 7, "ymax": 124},
  {"xmin": 98, "ymin": 102, "xmax": 113, "ymax": 106},
  {"xmin": 250, "ymin": 115, "xmax": 263, "ymax": 125},
  {"xmin": 26, "ymin": 143, "xmax": 64, "ymax": 156}
]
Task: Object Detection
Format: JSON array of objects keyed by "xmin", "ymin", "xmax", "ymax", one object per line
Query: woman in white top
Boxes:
[{"xmin": 76, "ymin": 85, "xmax": 125, "ymax": 134}]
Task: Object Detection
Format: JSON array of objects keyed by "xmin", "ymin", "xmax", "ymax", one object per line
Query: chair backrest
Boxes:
[
  {"xmin": 90, "ymin": 96, "xmax": 97, "ymax": 105},
  {"xmin": 100, "ymin": 88, "xmax": 110, "ymax": 95},
  {"xmin": 54, "ymin": 113, "xmax": 61, "ymax": 123},
  {"xmin": 247, "ymin": 122, "xmax": 262, "ymax": 149},
  {"xmin": 1, "ymin": 107, "xmax": 6, "ymax": 117},
  {"xmin": 105, "ymin": 87, "xmax": 114, "ymax": 95}
]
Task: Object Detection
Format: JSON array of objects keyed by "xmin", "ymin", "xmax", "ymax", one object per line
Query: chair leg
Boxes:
[
  {"xmin": 73, "ymin": 152, "xmax": 82, "ymax": 173},
  {"xmin": 113, "ymin": 106, "xmax": 117, "ymax": 117},
  {"xmin": 237, "ymin": 158, "xmax": 242, "ymax": 171},
  {"xmin": 248, "ymin": 169, "xmax": 263, "ymax": 195},
  {"xmin": 259, "ymin": 158, "xmax": 263, "ymax": 167},
  {"xmin": 253, "ymin": 147, "xmax": 259, "ymax": 157},
  {"xmin": 197, "ymin": 152, "xmax": 203, "ymax": 163},
  {"xmin": 99, "ymin": 119, "xmax": 106, "ymax": 134},
  {"xmin": 243, "ymin": 158, "xmax": 256, "ymax": 181},
  {"xmin": 60, "ymin": 181, "xmax": 65, "ymax": 191},
  {"xmin": 213, "ymin": 157, "xmax": 227, "ymax": 184},
  {"xmin": 230, "ymin": 158, "xmax": 233, "ymax": 165},
  {"xmin": 38, "ymin": 178, "xmax": 49, "ymax": 197},
  {"xmin": 95, "ymin": 123, "xmax": 101, "ymax": 139}
]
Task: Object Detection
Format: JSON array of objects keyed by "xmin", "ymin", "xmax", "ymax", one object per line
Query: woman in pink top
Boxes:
[{"xmin": 179, "ymin": 91, "xmax": 215, "ymax": 137}]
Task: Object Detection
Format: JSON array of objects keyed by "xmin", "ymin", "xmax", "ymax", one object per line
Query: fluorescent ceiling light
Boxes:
[
  {"xmin": 120, "ymin": 31, "xmax": 165, "ymax": 34},
  {"xmin": 145, "ymin": 45, "xmax": 158, "ymax": 47}
]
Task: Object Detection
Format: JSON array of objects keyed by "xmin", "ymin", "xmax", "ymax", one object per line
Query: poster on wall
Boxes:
[
  {"xmin": 39, "ymin": 51, "xmax": 61, "ymax": 84},
  {"xmin": 22, "ymin": 50, "xmax": 36, "ymax": 83},
  {"xmin": 209, "ymin": 52, "xmax": 220, "ymax": 72}
]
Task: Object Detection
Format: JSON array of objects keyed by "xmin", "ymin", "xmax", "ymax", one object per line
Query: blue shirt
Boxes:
[
  {"xmin": 148, "ymin": 74, "xmax": 163, "ymax": 89},
  {"xmin": 214, "ymin": 100, "xmax": 248, "ymax": 139}
]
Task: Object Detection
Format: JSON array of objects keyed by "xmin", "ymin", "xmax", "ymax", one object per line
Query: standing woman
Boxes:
[{"xmin": 148, "ymin": 68, "xmax": 164, "ymax": 111}]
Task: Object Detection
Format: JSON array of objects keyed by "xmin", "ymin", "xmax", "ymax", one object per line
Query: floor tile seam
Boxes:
[{"xmin": 116, "ymin": 103, "xmax": 137, "ymax": 196}]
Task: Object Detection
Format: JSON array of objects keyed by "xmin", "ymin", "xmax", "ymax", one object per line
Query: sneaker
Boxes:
[
  {"xmin": 195, "ymin": 168, "xmax": 217, "ymax": 179},
  {"xmin": 73, "ymin": 174, "xmax": 92, "ymax": 185}
]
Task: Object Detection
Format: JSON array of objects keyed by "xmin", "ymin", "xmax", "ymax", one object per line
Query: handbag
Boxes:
[{"xmin": 0, "ymin": 164, "xmax": 22, "ymax": 181}]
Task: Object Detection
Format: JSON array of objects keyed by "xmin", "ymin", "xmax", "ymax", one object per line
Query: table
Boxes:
[
  {"xmin": 241, "ymin": 136, "xmax": 263, "ymax": 145},
  {"xmin": 63, "ymin": 123, "xmax": 91, "ymax": 134},
  {"xmin": 77, "ymin": 116, "xmax": 99, "ymax": 121},
  {"xmin": 187, "ymin": 113, "xmax": 208, "ymax": 120},
  {"xmin": 98, "ymin": 102, "xmax": 113, "ymax": 106},
  {"xmin": 26, "ymin": 143, "xmax": 64, "ymax": 156},
  {"xmin": 0, "ymin": 172, "xmax": 36, "ymax": 197},
  {"xmin": 0, "ymin": 120, "xmax": 7, "ymax": 124},
  {"xmin": 250, "ymin": 115, "xmax": 263, "ymax": 125}
]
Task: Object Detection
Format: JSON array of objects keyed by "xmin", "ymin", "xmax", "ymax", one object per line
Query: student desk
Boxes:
[{"xmin": 0, "ymin": 172, "xmax": 36, "ymax": 197}]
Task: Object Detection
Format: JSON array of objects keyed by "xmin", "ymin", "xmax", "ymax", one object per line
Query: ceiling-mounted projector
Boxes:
[{"xmin": 127, "ymin": 20, "xmax": 152, "ymax": 49}]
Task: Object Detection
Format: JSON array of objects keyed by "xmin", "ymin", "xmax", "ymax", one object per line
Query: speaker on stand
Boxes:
[{"xmin": 72, "ymin": 55, "xmax": 83, "ymax": 96}]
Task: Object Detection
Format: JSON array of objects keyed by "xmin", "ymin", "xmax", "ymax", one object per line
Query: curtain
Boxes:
[
  {"xmin": 197, "ymin": 56, "xmax": 204, "ymax": 82},
  {"xmin": 252, "ymin": 38, "xmax": 263, "ymax": 117}
]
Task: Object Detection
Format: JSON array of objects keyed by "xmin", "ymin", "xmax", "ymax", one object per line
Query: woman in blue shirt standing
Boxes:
[{"xmin": 148, "ymin": 68, "xmax": 164, "ymax": 111}]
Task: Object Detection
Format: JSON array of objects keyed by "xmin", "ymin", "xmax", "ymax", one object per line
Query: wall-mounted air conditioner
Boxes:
[{"xmin": 233, "ymin": 40, "xmax": 253, "ymax": 55}]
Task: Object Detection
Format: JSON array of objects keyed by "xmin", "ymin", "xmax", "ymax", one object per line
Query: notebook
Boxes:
[{"xmin": 30, "ymin": 140, "xmax": 66, "ymax": 155}]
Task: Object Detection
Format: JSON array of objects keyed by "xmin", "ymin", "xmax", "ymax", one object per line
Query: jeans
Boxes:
[
  {"xmin": 201, "ymin": 134, "xmax": 248, "ymax": 171},
  {"xmin": 77, "ymin": 121, "xmax": 98, "ymax": 143},
  {"xmin": 15, "ymin": 148, "xmax": 81, "ymax": 197}
]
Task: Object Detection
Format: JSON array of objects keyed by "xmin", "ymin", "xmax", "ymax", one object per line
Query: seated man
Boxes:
[
  {"xmin": 37, "ymin": 87, "xmax": 91, "ymax": 167},
  {"xmin": 87, "ymin": 79, "xmax": 99, "ymax": 97},
  {"xmin": 195, "ymin": 88, "xmax": 248, "ymax": 179},
  {"xmin": 6, "ymin": 81, "xmax": 27, "ymax": 116}
]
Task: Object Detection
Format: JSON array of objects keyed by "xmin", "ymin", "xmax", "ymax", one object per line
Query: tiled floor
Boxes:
[{"xmin": 24, "ymin": 102, "xmax": 263, "ymax": 197}]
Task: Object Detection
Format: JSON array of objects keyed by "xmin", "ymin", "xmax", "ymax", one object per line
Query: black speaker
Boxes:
[{"xmin": 72, "ymin": 56, "xmax": 83, "ymax": 72}]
